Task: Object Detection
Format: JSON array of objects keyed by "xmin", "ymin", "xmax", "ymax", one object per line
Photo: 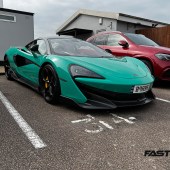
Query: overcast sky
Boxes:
[{"xmin": 3, "ymin": 0, "xmax": 170, "ymax": 38}]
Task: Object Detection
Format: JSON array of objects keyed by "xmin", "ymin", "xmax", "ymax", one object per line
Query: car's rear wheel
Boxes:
[
  {"xmin": 39, "ymin": 64, "xmax": 61, "ymax": 104},
  {"xmin": 4, "ymin": 56, "xmax": 13, "ymax": 80},
  {"xmin": 140, "ymin": 59, "xmax": 153, "ymax": 75}
]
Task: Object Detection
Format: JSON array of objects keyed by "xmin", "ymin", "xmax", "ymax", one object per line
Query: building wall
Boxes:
[
  {"xmin": 117, "ymin": 21, "xmax": 150, "ymax": 33},
  {"xmin": 0, "ymin": 11, "xmax": 34, "ymax": 61},
  {"xmin": 65, "ymin": 15, "xmax": 117, "ymax": 39},
  {"xmin": 0, "ymin": 0, "xmax": 3, "ymax": 8},
  {"xmin": 62, "ymin": 15, "xmax": 154, "ymax": 39}
]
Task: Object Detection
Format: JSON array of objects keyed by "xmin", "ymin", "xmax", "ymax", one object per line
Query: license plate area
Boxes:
[{"xmin": 133, "ymin": 84, "xmax": 150, "ymax": 93}]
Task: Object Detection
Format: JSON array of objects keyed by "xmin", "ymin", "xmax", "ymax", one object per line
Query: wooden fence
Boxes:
[{"xmin": 136, "ymin": 26, "xmax": 170, "ymax": 48}]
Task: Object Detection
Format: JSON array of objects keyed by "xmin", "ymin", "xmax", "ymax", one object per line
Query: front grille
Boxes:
[{"xmin": 76, "ymin": 82, "xmax": 147, "ymax": 102}]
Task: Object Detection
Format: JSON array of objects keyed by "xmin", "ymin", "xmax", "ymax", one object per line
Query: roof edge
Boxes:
[
  {"xmin": 56, "ymin": 9, "xmax": 169, "ymax": 34},
  {"xmin": 0, "ymin": 7, "xmax": 34, "ymax": 16},
  {"xmin": 119, "ymin": 13, "xmax": 169, "ymax": 25},
  {"xmin": 56, "ymin": 10, "xmax": 81, "ymax": 33}
]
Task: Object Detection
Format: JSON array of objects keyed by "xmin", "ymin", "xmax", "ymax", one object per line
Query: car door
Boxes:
[
  {"xmin": 14, "ymin": 39, "xmax": 47, "ymax": 86},
  {"xmin": 101, "ymin": 34, "xmax": 129, "ymax": 57}
]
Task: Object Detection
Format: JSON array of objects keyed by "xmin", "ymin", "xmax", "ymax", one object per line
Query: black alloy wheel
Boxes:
[
  {"xmin": 4, "ymin": 56, "xmax": 13, "ymax": 80},
  {"xmin": 39, "ymin": 64, "xmax": 61, "ymax": 104}
]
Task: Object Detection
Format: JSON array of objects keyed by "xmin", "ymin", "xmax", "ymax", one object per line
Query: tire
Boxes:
[
  {"xmin": 140, "ymin": 59, "xmax": 153, "ymax": 75},
  {"xmin": 39, "ymin": 64, "xmax": 61, "ymax": 104},
  {"xmin": 4, "ymin": 56, "xmax": 13, "ymax": 80}
]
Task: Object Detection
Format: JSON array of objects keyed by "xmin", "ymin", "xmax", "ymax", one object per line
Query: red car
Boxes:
[{"xmin": 87, "ymin": 31, "xmax": 170, "ymax": 81}]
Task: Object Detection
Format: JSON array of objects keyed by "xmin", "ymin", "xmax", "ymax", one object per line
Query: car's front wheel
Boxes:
[{"xmin": 39, "ymin": 64, "xmax": 61, "ymax": 104}]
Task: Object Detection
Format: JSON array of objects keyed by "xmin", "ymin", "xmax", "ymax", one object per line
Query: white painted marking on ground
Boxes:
[
  {"xmin": 111, "ymin": 114, "xmax": 135, "ymax": 124},
  {"xmin": 87, "ymin": 114, "xmax": 95, "ymax": 120},
  {"xmin": 72, "ymin": 114, "xmax": 136, "ymax": 134},
  {"xmin": 0, "ymin": 91, "xmax": 47, "ymax": 149},
  {"xmin": 112, "ymin": 118, "xmax": 123, "ymax": 124},
  {"xmin": 128, "ymin": 117, "xmax": 136, "ymax": 121},
  {"xmin": 71, "ymin": 118, "xmax": 91, "ymax": 124},
  {"xmin": 85, "ymin": 123, "xmax": 103, "ymax": 133},
  {"xmin": 156, "ymin": 97, "xmax": 170, "ymax": 103},
  {"xmin": 72, "ymin": 115, "xmax": 105, "ymax": 133},
  {"xmin": 99, "ymin": 121, "xmax": 113, "ymax": 129},
  {"xmin": 71, "ymin": 114, "xmax": 95, "ymax": 124}
]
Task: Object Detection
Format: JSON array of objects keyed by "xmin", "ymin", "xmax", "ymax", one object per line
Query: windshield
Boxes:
[
  {"xmin": 125, "ymin": 33, "xmax": 159, "ymax": 47},
  {"xmin": 48, "ymin": 38, "xmax": 113, "ymax": 57}
]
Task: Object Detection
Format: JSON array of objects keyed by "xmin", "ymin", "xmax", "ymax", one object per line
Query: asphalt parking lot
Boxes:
[{"xmin": 0, "ymin": 75, "xmax": 170, "ymax": 170}]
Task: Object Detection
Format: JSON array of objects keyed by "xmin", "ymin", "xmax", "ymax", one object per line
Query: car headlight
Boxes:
[
  {"xmin": 155, "ymin": 53, "xmax": 170, "ymax": 61},
  {"xmin": 70, "ymin": 65, "xmax": 104, "ymax": 79}
]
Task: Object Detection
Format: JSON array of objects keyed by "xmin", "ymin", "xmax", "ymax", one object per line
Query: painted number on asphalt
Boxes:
[{"xmin": 71, "ymin": 114, "xmax": 136, "ymax": 133}]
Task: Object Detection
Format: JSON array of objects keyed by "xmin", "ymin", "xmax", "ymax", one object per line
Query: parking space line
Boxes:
[
  {"xmin": 156, "ymin": 97, "xmax": 170, "ymax": 103},
  {"xmin": 0, "ymin": 91, "xmax": 47, "ymax": 149}
]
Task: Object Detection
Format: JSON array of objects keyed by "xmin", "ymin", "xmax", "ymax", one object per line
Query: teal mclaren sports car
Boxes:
[{"xmin": 4, "ymin": 37, "xmax": 155, "ymax": 109}]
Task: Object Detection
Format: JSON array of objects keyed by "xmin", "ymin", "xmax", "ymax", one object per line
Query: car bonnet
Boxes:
[{"xmin": 68, "ymin": 56, "xmax": 147, "ymax": 79}]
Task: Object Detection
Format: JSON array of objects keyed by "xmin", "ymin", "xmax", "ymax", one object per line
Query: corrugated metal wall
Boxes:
[{"xmin": 136, "ymin": 26, "xmax": 170, "ymax": 48}]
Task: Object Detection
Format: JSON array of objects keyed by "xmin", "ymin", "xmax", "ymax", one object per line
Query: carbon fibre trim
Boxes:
[{"xmin": 74, "ymin": 81, "xmax": 155, "ymax": 109}]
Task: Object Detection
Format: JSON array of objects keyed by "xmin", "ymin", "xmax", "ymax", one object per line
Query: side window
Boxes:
[
  {"xmin": 25, "ymin": 40, "xmax": 47, "ymax": 55},
  {"xmin": 37, "ymin": 40, "xmax": 47, "ymax": 55},
  {"xmin": 107, "ymin": 34, "xmax": 126, "ymax": 46},
  {"xmin": 94, "ymin": 34, "xmax": 108, "ymax": 45}
]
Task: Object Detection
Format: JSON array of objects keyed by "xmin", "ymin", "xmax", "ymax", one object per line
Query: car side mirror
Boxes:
[
  {"xmin": 105, "ymin": 49, "xmax": 112, "ymax": 54},
  {"xmin": 30, "ymin": 44, "xmax": 39, "ymax": 52},
  {"xmin": 118, "ymin": 40, "xmax": 129, "ymax": 48}
]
